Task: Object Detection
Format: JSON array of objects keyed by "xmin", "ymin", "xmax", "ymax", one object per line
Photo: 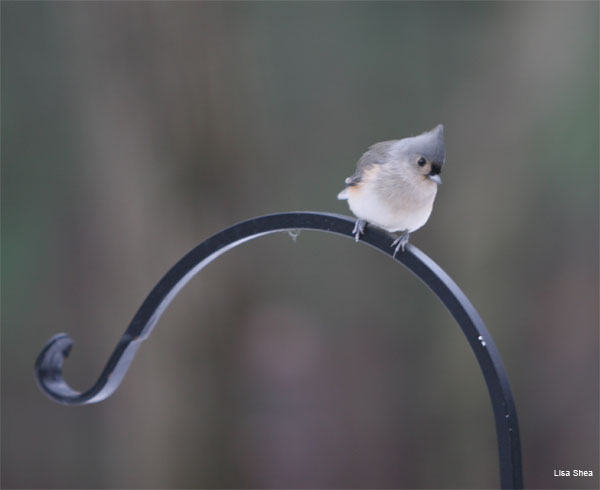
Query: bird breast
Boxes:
[{"xmin": 346, "ymin": 177, "xmax": 437, "ymax": 233}]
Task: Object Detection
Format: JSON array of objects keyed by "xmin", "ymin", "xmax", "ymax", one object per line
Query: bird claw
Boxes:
[
  {"xmin": 391, "ymin": 231, "xmax": 410, "ymax": 258},
  {"xmin": 352, "ymin": 219, "xmax": 367, "ymax": 242}
]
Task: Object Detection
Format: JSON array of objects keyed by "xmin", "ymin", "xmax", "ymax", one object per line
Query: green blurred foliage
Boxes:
[{"xmin": 2, "ymin": 1, "xmax": 598, "ymax": 489}]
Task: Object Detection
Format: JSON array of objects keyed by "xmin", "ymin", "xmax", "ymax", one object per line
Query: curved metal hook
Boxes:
[{"xmin": 34, "ymin": 211, "xmax": 523, "ymax": 488}]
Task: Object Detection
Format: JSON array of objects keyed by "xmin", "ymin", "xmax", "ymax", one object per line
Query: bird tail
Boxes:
[{"xmin": 337, "ymin": 188, "xmax": 349, "ymax": 200}]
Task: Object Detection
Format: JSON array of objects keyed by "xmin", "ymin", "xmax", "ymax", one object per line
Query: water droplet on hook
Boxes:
[
  {"xmin": 477, "ymin": 335, "xmax": 487, "ymax": 347},
  {"xmin": 288, "ymin": 229, "xmax": 301, "ymax": 242},
  {"xmin": 505, "ymin": 414, "xmax": 510, "ymax": 419}
]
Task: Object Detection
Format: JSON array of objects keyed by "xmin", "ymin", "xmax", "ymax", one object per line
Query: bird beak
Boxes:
[
  {"xmin": 428, "ymin": 174, "xmax": 442, "ymax": 185},
  {"xmin": 428, "ymin": 162, "xmax": 442, "ymax": 184}
]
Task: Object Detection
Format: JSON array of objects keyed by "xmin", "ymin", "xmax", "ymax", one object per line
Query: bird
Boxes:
[{"xmin": 337, "ymin": 124, "xmax": 445, "ymax": 257}]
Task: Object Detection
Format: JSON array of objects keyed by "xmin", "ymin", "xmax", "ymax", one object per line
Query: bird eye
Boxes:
[{"xmin": 417, "ymin": 157, "xmax": 427, "ymax": 167}]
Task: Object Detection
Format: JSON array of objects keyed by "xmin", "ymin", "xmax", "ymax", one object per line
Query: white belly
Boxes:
[{"xmin": 346, "ymin": 184, "xmax": 435, "ymax": 233}]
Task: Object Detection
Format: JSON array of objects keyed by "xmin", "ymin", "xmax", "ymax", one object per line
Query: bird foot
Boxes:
[
  {"xmin": 391, "ymin": 231, "xmax": 410, "ymax": 258},
  {"xmin": 352, "ymin": 219, "xmax": 367, "ymax": 242}
]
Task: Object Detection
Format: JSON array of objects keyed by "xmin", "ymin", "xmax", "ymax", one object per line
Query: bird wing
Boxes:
[{"xmin": 344, "ymin": 141, "xmax": 396, "ymax": 186}]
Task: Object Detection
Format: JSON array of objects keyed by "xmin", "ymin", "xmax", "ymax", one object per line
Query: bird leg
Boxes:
[
  {"xmin": 352, "ymin": 219, "xmax": 367, "ymax": 242},
  {"xmin": 391, "ymin": 230, "xmax": 410, "ymax": 257}
]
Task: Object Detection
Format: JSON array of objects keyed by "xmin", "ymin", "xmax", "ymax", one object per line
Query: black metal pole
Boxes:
[{"xmin": 34, "ymin": 211, "xmax": 523, "ymax": 489}]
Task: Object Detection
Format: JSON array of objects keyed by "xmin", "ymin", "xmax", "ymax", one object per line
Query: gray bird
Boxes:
[{"xmin": 337, "ymin": 124, "xmax": 445, "ymax": 256}]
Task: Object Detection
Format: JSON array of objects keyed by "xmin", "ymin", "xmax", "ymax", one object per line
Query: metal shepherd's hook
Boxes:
[{"xmin": 34, "ymin": 212, "xmax": 523, "ymax": 489}]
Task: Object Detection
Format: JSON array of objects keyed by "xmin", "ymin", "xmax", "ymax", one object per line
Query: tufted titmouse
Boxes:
[{"xmin": 337, "ymin": 124, "xmax": 445, "ymax": 257}]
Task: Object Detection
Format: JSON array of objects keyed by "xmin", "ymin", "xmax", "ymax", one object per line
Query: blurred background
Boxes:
[{"xmin": 2, "ymin": 2, "xmax": 598, "ymax": 489}]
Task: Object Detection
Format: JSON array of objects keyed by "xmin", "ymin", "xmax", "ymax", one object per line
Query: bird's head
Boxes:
[{"xmin": 396, "ymin": 124, "xmax": 446, "ymax": 185}]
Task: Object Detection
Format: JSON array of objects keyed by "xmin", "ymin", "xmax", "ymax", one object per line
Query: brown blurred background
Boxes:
[{"xmin": 2, "ymin": 2, "xmax": 598, "ymax": 489}]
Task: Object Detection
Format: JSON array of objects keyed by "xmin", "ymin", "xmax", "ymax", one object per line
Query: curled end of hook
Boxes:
[{"xmin": 34, "ymin": 333, "xmax": 76, "ymax": 402}]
